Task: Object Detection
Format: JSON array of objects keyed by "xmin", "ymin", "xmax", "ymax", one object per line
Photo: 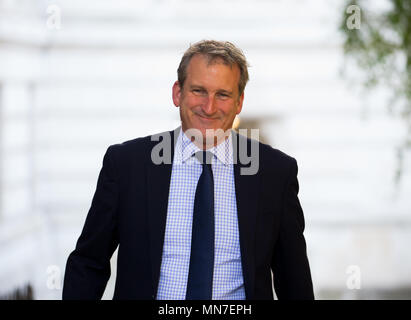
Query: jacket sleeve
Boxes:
[
  {"xmin": 271, "ymin": 158, "xmax": 315, "ymax": 300},
  {"xmin": 63, "ymin": 145, "xmax": 119, "ymax": 300}
]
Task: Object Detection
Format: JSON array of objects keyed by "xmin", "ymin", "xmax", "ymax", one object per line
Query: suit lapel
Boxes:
[
  {"xmin": 147, "ymin": 129, "xmax": 178, "ymax": 298},
  {"xmin": 233, "ymin": 131, "xmax": 260, "ymax": 299}
]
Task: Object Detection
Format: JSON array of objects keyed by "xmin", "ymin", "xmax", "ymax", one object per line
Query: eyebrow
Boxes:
[
  {"xmin": 189, "ymin": 85, "xmax": 233, "ymax": 95},
  {"xmin": 189, "ymin": 85, "xmax": 206, "ymax": 90},
  {"xmin": 217, "ymin": 89, "xmax": 233, "ymax": 95}
]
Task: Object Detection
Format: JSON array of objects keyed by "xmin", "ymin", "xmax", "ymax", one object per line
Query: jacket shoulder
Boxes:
[
  {"xmin": 256, "ymin": 140, "xmax": 299, "ymax": 189},
  {"xmin": 104, "ymin": 129, "xmax": 176, "ymax": 166},
  {"xmin": 251, "ymin": 138, "xmax": 298, "ymax": 179},
  {"xmin": 235, "ymin": 131, "xmax": 296, "ymax": 168},
  {"xmin": 109, "ymin": 130, "xmax": 174, "ymax": 154},
  {"xmin": 259, "ymin": 140, "xmax": 296, "ymax": 166}
]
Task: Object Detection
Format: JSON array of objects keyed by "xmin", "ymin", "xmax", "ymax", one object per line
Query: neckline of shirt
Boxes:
[{"xmin": 174, "ymin": 127, "xmax": 234, "ymax": 166}]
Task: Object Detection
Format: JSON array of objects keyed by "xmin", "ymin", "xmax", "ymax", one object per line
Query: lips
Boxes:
[{"xmin": 196, "ymin": 113, "xmax": 217, "ymax": 121}]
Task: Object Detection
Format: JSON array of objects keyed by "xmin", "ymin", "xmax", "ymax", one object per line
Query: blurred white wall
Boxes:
[{"xmin": 0, "ymin": 0, "xmax": 410, "ymax": 299}]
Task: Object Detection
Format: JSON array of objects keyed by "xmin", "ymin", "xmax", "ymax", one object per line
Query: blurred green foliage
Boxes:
[{"xmin": 339, "ymin": 0, "xmax": 411, "ymax": 183}]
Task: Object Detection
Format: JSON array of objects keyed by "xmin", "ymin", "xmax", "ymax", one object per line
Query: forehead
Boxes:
[{"xmin": 185, "ymin": 54, "xmax": 240, "ymax": 88}]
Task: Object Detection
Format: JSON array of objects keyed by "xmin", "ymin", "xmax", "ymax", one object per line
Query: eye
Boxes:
[
  {"xmin": 192, "ymin": 88, "xmax": 205, "ymax": 95},
  {"xmin": 217, "ymin": 93, "xmax": 229, "ymax": 99}
]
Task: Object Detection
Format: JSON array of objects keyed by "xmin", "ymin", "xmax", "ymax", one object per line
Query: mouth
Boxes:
[{"xmin": 195, "ymin": 113, "xmax": 217, "ymax": 121}]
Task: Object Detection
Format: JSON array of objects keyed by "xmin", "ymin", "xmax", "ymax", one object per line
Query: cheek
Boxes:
[
  {"xmin": 185, "ymin": 94, "xmax": 205, "ymax": 107},
  {"xmin": 221, "ymin": 102, "xmax": 239, "ymax": 117}
]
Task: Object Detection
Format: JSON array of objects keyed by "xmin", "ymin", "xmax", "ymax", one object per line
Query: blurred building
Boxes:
[{"xmin": 0, "ymin": 0, "xmax": 410, "ymax": 299}]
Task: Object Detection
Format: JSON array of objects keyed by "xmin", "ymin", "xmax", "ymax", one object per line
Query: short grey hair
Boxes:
[{"xmin": 177, "ymin": 40, "xmax": 250, "ymax": 96}]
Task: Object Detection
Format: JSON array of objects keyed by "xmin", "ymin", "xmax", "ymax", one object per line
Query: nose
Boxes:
[{"xmin": 202, "ymin": 94, "xmax": 217, "ymax": 115}]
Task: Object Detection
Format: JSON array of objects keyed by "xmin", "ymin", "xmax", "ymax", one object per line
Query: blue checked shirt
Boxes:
[{"xmin": 156, "ymin": 128, "xmax": 246, "ymax": 300}]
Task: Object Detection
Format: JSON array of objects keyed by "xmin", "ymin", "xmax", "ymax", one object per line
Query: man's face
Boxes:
[{"xmin": 172, "ymin": 54, "xmax": 244, "ymax": 146}]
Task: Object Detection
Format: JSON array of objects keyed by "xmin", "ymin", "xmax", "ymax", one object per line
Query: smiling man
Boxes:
[{"xmin": 63, "ymin": 40, "xmax": 314, "ymax": 300}]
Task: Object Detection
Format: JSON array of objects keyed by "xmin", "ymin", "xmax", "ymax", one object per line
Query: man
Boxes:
[{"xmin": 63, "ymin": 40, "xmax": 314, "ymax": 300}]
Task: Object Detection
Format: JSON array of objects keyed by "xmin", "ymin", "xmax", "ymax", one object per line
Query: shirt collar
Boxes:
[{"xmin": 174, "ymin": 127, "xmax": 233, "ymax": 165}]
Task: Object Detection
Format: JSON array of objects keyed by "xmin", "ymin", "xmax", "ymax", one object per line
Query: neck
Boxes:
[{"xmin": 182, "ymin": 127, "xmax": 231, "ymax": 150}]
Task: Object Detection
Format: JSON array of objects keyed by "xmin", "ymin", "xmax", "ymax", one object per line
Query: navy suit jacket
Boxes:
[{"xmin": 63, "ymin": 128, "xmax": 314, "ymax": 300}]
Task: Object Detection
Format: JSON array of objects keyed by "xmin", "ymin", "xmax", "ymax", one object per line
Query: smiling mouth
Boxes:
[{"xmin": 196, "ymin": 114, "xmax": 217, "ymax": 121}]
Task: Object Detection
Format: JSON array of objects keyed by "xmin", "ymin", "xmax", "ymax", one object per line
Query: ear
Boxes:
[
  {"xmin": 236, "ymin": 91, "xmax": 244, "ymax": 115},
  {"xmin": 172, "ymin": 81, "xmax": 182, "ymax": 107}
]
